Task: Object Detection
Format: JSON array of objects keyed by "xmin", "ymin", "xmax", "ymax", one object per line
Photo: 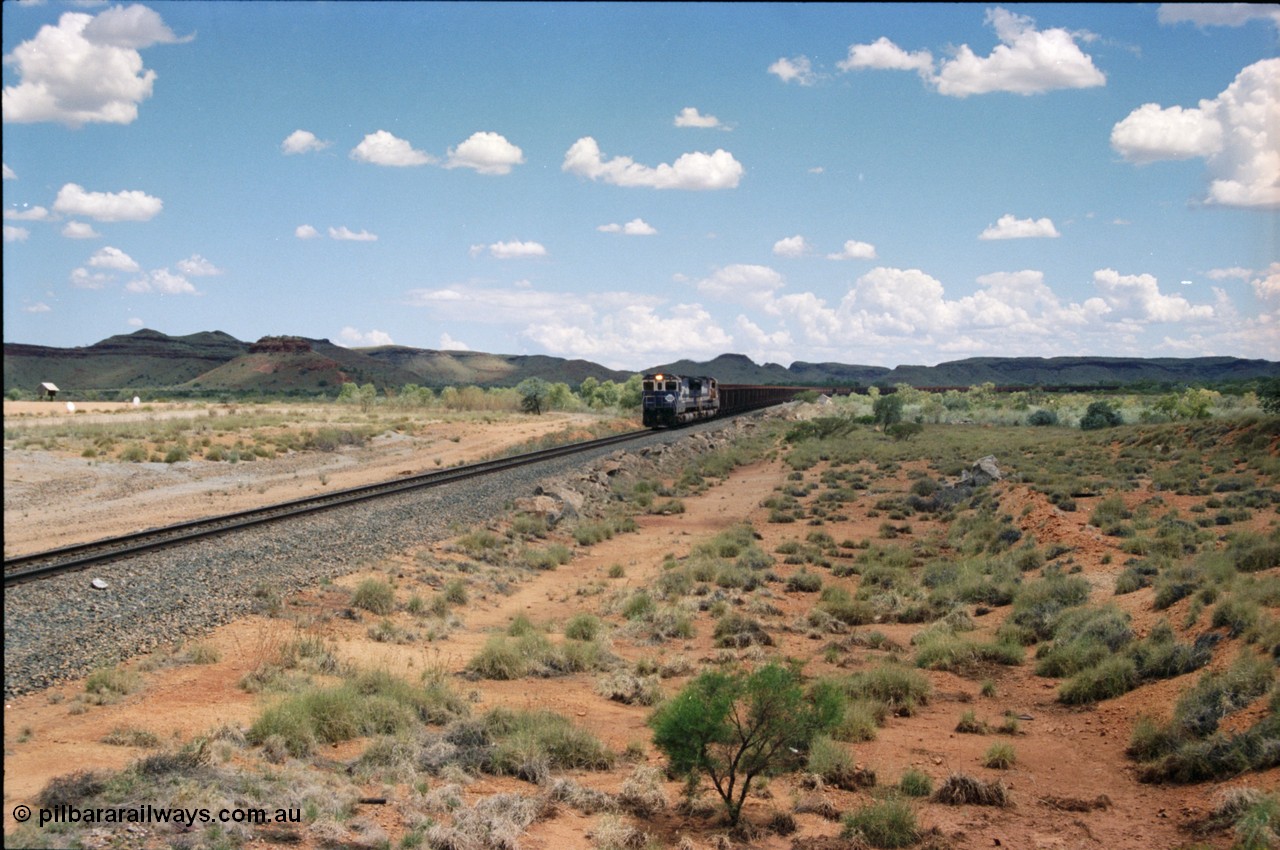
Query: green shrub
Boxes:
[
  {"xmin": 485, "ymin": 707, "xmax": 615, "ymax": 779},
  {"xmin": 522, "ymin": 543, "xmax": 572, "ymax": 570},
  {"xmin": 899, "ymin": 768, "xmax": 933, "ymax": 797},
  {"xmin": 841, "ymin": 796, "xmax": 919, "ymax": 848},
  {"xmin": 712, "ymin": 612, "xmax": 773, "ymax": 648},
  {"xmin": 443, "ymin": 578, "xmax": 468, "ymax": 605},
  {"xmin": 1028, "ymin": 409, "xmax": 1059, "ymax": 426},
  {"xmin": 352, "ymin": 578, "xmax": 396, "ymax": 615},
  {"xmin": 621, "ymin": 591, "xmax": 655, "ymax": 621},
  {"xmin": 564, "ymin": 613, "xmax": 602, "ymax": 641},
  {"xmin": 1058, "ymin": 656, "xmax": 1140, "ymax": 704},
  {"xmin": 807, "ymin": 735, "xmax": 869, "ymax": 790},
  {"xmin": 1173, "ymin": 652, "xmax": 1274, "ymax": 738},
  {"xmin": 1080, "ymin": 401, "xmax": 1123, "ymax": 430},
  {"xmin": 983, "ymin": 742, "xmax": 1017, "ymax": 769},
  {"xmin": 786, "ymin": 569, "xmax": 823, "ymax": 593},
  {"xmin": 845, "ymin": 663, "xmax": 931, "ymax": 716},
  {"xmin": 1008, "ymin": 573, "xmax": 1091, "ymax": 641},
  {"xmin": 85, "ymin": 665, "xmax": 141, "ymax": 701}
]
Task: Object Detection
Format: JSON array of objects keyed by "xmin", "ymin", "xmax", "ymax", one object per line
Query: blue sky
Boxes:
[{"xmin": 3, "ymin": 2, "xmax": 1277, "ymax": 370}]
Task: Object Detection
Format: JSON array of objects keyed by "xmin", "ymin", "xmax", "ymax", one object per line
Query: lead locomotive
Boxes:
[{"xmin": 641, "ymin": 373, "xmax": 720, "ymax": 427}]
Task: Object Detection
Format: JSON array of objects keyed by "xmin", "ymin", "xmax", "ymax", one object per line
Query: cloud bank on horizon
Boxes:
[{"xmin": 2, "ymin": 3, "xmax": 1277, "ymax": 370}]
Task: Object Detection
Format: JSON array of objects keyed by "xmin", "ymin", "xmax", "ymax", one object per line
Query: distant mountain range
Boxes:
[{"xmin": 4, "ymin": 329, "xmax": 1277, "ymax": 397}]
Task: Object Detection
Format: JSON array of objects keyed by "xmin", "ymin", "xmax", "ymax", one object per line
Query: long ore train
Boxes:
[{"xmin": 641, "ymin": 372, "xmax": 827, "ymax": 428}]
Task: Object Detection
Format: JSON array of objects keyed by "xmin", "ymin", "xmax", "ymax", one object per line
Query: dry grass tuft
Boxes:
[{"xmin": 931, "ymin": 773, "xmax": 1010, "ymax": 807}]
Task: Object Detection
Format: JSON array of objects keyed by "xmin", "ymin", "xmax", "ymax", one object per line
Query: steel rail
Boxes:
[{"xmin": 3, "ymin": 429, "xmax": 649, "ymax": 586}]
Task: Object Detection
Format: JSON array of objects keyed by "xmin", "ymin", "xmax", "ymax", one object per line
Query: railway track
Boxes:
[{"xmin": 3, "ymin": 428, "xmax": 650, "ymax": 586}]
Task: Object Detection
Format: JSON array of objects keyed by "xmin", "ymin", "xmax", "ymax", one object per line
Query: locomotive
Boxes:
[{"xmin": 641, "ymin": 373, "xmax": 720, "ymax": 427}]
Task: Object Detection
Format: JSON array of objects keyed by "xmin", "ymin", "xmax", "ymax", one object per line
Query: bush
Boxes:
[
  {"xmin": 564, "ymin": 613, "xmax": 602, "ymax": 641},
  {"xmin": 977, "ymin": 742, "xmax": 1018, "ymax": 768},
  {"xmin": 352, "ymin": 578, "xmax": 396, "ymax": 615},
  {"xmin": 1028, "ymin": 409, "xmax": 1059, "ymax": 426},
  {"xmin": 1058, "ymin": 656, "xmax": 1139, "ymax": 705},
  {"xmin": 845, "ymin": 663, "xmax": 931, "ymax": 716},
  {"xmin": 899, "ymin": 769, "xmax": 933, "ymax": 797},
  {"xmin": 841, "ymin": 796, "xmax": 918, "ymax": 848},
  {"xmin": 1080, "ymin": 401, "xmax": 1123, "ymax": 430},
  {"xmin": 484, "ymin": 707, "xmax": 614, "ymax": 779},
  {"xmin": 786, "ymin": 569, "xmax": 823, "ymax": 593},
  {"xmin": 712, "ymin": 612, "xmax": 773, "ymax": 648},
  {"xmin": 807, "ymin": 735, "xmax": 873, "ymax": 790}
]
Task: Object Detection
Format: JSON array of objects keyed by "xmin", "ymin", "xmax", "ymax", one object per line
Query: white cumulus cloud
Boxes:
[
  {"xmin": 329, "ymin": 226, "xmax": 378, "ymax": 242},
  {"xmin": 1110, "ymin": 103, "xmax": 1223, "ymax": 163},
  {"xmin": 845, "ymin": 8, "xmax": 1105, "ymax": 97},
  {"xmin": 53, "ymin": 183, "xmax": 162, "ymax": 221},
  {"xmin": 444, "ymin": 131, "xmax": 524, "ymax": 174},
  {"xmin": 62, "ymin": 221, "xmax": 100, "ymax": 239},
  {"xmin": 337, "ymin": 327, "xmax": 394, "ymax": 347},
  {"xmin": 674, "ymin": 107, "xmax": 723, "ymax": 129},
  {"xmin": 979, "ymin": 214, "xmax": 1061, "ymax": 240},
  {"xmin": 933, "ymin": 8, "xmax": 1105, "ymax": 96},
  {"xmin": 70, "ymin": 267, "xmax": 111, "ymax": 289},
  {"xmin": 696, "ymin": 264, "xmax": 785, "ymax": 305},
  {"xmin": 82, "ymin": 4, "xmax": 190, "ymax": 49},
  {"xmin": 598, "ymin": 218, "xmax": 657, "ymax": 235},
  {"xmin": 838, "ymin": 36, "xmax": 933, "ymax": 74},
  {"xmin": 768, "ymin": 55, "xmax": 817, "ymax": 86},
  {"xmin": 1111, "ymin": 59, "xmax": 1279, "ymax": 208},
  {"xmin": 125, "ymin": 268, "xmax": 198, "ymax": 295},
  {"xmin": 4, "ymin": 225, "xmax": 30, "ymax": 242},
  {"xmin": 826, "ymin": 239, "xmax": 879, "ymax": 260},
  {"xmin": 1093, "ymin": 268, "xmax": 1214, "ymax": 322},
  {"xmin": 350, "ymin": 130, "xmax": 434, "ymax": 167},
  {"xmin": 439, "ymin": 333, "xmax": 470, "ymax": 351},
  {"xmin": 177, "ymin": 254, "xmax": 222, "ymax": 276},
  {"xmin": 295, "ymin": 224, "xmax": 320, "ymax": 240},
  {"xmin": 1251, "ymin": 262, "xmax": 1280, "ymax": 300},
  {"xmin": 4, "ymin": 206, "xmax": 51, "ymax": 221},
  {"xmin": 562, "ymin": 136, "xmax": 743, "ymax": 190},
  {"xmin": 2, "ymin": 163, "xmax": 15, "ymax": 180},
  {"xmin": 3, "ymin": 6, "xmax": 188, "ymax": 126},
  {"xmin": 24, "ymin": 302, "xmax": 51, "ymax": 313},
  {"xmin": 281, "ymin": 129, "xmax": 330, "ymax": 155},
  {"xmin": 88, "ymin": 245, "xmax": 139, "ymax": 271},
  {"xmin": 773, "ymin": 235, "xmax": 810, "ymax": 257},
  {"xmin": 487, "ymin": 240, "xmax": 547, "ymax": 259}
]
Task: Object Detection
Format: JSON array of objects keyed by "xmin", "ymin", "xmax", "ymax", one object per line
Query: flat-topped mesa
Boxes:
[{"xmin": 248, "ymin": 336, "xmax": 313, "ymax": 354}]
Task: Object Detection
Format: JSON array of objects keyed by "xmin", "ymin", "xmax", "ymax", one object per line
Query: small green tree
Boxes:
[
  {"xmin": 1256, "ymin": 377, "xmax": 1280, "ymax": 415},
  {"xmin": 547, "ymin": 382, "xmax": 574, "ymax": 410},
  {"xmin": 872, "ymin": 393, "xmax": 904, "ymax": 428},
  {"xmin": 578, "ymin": 376, "xmax": 600, "ymax": 407},
  {"xmin": 593, "ymin": 380, "xmax": 620, "ymax": 409},
  {"xmin": 618, "ymin": 374, "xmax": 644, "ymax": 410},
  {"xmin": 650, "ymin": 663, "xmax": 836, "ymax": 825},
  {"xmin": 517, "ymin": 377, "xmax": 550, "ymax": 415}
]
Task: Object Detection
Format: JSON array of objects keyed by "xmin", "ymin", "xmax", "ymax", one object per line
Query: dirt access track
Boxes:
[{"xmin": 4, "ymin": 406, "xmax": 1277, "ymax": 849}]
